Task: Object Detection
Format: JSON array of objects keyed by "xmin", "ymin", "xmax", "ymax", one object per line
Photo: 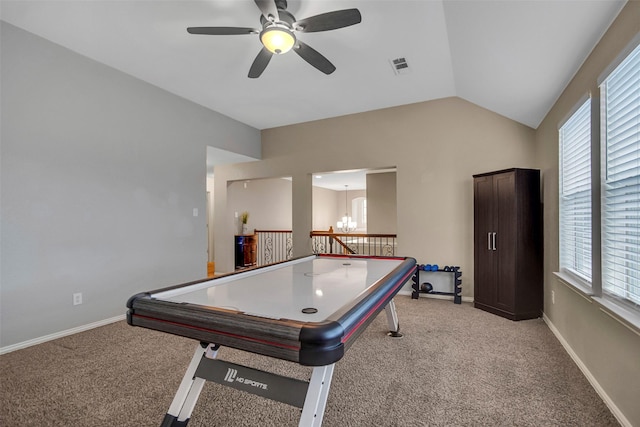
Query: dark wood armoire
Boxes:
[{"xmin": 473, "ymin": 168, "xmax": 542, "ymax": 320}]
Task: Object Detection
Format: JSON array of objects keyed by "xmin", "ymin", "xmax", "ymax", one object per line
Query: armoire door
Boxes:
[
  {"xmin": 473, "ymin": 174, "xmax": 496, "ymax": 306},
  {"xmin": 493, "ymin": 171, "xmax": 516, "ymax": 312}
]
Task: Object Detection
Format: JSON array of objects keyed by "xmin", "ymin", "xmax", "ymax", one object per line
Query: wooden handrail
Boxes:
[
  {"xmin": 310, "ymin": 231, "xmax": 397, "ymax": 238},
  {"xmin": 252, "ymin": 229, "xmax": 398, "ymax": 263},
  {"xmin": 333, "ymin": 235, "xmax": 356, "ymax": 254},
  {"xmin": 309, "ymin": 230, "xmax": 397, "ymax": 256},
  {"xmin": 254, "ymin": 230, "xmax": 396, "ymax": 238}
]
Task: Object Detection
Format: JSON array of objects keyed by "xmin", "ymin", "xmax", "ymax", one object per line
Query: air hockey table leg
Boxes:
[
  {"xmin": 160, "ymin": 343, "xmax": 219, "ymax": 427},
  {"xmin": 384, "ymin": 299, "xmax": 403, "ymax": 338},
  {"xmin": 298, "ymin": 363, "xmax": 335, "ymax": 427}
]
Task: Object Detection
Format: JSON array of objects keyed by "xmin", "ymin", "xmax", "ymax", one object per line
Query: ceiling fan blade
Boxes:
[
  {"xmin": 294, "ymin": 9, "xmax": 361, "ymax": 33},
  {"xmin": 254, "ymin": 0, "xmax": 279, "ymax": 22},
  {"xmin": 294, "ymin": 41, "xmax": 336, "ymax": 75},
  {"xmin": 187, "ymin": 27, "xmax": 258, "ymax": 35},
  {"xmin": 248, "ymin": 47, "xmax": 273, "ymax": 78}
]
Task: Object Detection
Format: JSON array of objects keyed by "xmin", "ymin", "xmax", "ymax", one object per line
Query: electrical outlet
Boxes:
[
  {"xmin": 551, "ymin": 290, "xmax": 555, "ymax": 305},
  {"xmin": 73, "ymin": 293, "xmax": 83, "ymax": 306}
]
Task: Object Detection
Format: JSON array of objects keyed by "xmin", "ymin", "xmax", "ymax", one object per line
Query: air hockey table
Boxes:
[{"xmin": 127, "ymin": 254, "xmax": 416, "ymax": 426}]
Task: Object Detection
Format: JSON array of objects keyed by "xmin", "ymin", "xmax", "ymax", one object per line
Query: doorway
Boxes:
[{"xmin": 206, "ymin": 146, "xmax": 259, "ymax": 276}]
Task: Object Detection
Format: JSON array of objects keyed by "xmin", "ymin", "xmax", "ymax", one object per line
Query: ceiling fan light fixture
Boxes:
[{"xmin": 260, "ymin": 26, "xmax": 296, "ymax": 54}]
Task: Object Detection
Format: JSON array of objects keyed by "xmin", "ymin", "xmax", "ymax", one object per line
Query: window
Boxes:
[
  {"xmin": 559, "ymin": 99, "xmax": 592, "ymax": 283},
  {"xmin": 600, "ymin": 43, "xmax": 640, "ymax": 307},
  {"xmin": 352, "ymin": 197, "xmax": 367, "ymax": 231}
]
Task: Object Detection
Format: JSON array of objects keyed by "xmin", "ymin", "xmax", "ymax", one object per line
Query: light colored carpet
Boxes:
[{"xmin": 0, "ymin": 296, "xmax": 618, "ymax": 426}]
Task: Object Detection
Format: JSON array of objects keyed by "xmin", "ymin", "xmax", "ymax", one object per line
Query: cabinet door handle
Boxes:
[
  {"xmin": 492, "ymin": 232, "xmax": 497, "ymax": 250},
  {"xmin": 488, "ymin": 233, "xmax": 492, "ymax": 250}
]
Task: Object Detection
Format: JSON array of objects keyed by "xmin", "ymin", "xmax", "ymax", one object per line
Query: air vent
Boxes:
[{"xmin": 390, "ymin": 57, "xmax": 410, "ymax": 75}]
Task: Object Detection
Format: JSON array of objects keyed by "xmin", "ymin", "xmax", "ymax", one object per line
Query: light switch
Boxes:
[{"xmin": 193, "ymin": 208, "xmax": 198, "ymax": 217}]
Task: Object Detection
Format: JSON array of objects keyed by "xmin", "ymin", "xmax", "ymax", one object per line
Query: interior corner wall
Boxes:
[
  {"xmin": 213, "ymin": 96, "xmax": 536, "ymax": 288},
  {"xmin": 367, "ymin": 172, "xmax": 397, "ymax": 234},
  {"xmin": 206, "ymin": 177, "xmax": 216, "ymax": 263},
  {"xmin": 0, "ymin": 22, "xmax": 260, "ymax": 348},
  {"xmin": 534, "ymin": 2, "xmax": 640, "ymax": 425},
  {"xmin": 312, "ymin": 186, "xmax": 338, "ymax": 231}
]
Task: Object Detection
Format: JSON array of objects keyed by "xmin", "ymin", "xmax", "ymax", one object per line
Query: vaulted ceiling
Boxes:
[{"xmin": 1, "ymin": 0, "xmax": 626, "ymax": 130}]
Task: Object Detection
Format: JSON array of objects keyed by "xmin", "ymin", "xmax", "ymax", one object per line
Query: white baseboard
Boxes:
[
  {"xmin": 0, "ymin": 314, "xmax": 125, "ymax": 355},
  {"xmin": 542, "ymin": 313, "xmax": 631, "ymax": 427}
]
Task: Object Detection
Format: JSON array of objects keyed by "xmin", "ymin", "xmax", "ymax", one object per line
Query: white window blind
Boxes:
[
  {"xmin": 559, "ymin": 99, "xmax": 592, "ymax": 282},
  {"xmin": 601, "ymin": 43, "xmax": 640, "ymax": 306}
]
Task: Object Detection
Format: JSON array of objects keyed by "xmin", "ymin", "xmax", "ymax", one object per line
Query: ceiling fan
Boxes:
[{"xmin": 187, "ymin": 0, "xmax": 362, "ymax": 78}]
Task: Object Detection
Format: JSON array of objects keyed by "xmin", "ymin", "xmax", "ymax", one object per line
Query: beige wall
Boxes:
[
  {"xmin": 312, "ymin": 186, "xmax": 338, "ymax": 231},
  {"xmin": 535, "ymin": 2, "xmax": 640, "ymax": 425},
  {"xmin": 227, "ymin": 177, "xmax": 293, "ymax": 234},
  {"xmin": 214, "ymin": 96, "xmax": 536, "ymax": 293},
  {"xmin": 367, "ymin": 172, "xmax": 397, "ymax": 234}
]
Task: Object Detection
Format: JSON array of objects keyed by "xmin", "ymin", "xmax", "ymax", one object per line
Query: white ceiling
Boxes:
[
  {"xmin": 0, "ymin": 0, "xmax": 626, "ymax": 131},
  {"xmin": 312, "ymin": 168, "xmax": 391, "ymax": 191}
]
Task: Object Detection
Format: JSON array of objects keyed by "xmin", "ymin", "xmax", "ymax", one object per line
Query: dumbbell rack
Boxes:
[{"xmin": 412, "ymin": 265, "xmax": 462, "ymax": 304}]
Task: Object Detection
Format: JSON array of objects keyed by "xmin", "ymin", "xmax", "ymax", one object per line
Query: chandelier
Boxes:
[{"xmin": 337, "ymin": 185, "xmax": 357, "ymax": 233}]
